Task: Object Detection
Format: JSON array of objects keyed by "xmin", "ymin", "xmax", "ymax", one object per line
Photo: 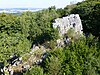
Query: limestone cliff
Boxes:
[{"xmin": 53, "ymin": 14, "xmax": 83, "ymax": 36}]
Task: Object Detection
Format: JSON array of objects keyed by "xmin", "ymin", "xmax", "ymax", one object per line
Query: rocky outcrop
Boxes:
[
  {"xmin": 53, "ymin": 14, "xmax": 83, "ymax": 36},
  {"xmin": 2, "ymin": 45, "xmax": 48, "ymax": 75}
]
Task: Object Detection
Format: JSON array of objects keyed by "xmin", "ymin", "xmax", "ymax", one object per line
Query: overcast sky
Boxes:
[{"xmin": 0, "ymin": 0, "xmax": 83, "ymax": 8}]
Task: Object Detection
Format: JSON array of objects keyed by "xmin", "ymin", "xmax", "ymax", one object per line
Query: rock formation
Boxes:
[
  {"xmin": 53, "ymin": 14, "xmax": 83, "ymax": 36},
  {"xmin": 2, "ymin": 45, "xmax": 48, "ymax": 75}
]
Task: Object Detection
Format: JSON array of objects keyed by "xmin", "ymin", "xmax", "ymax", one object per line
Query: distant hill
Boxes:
[{"xmin": 0, "ymin": 8, "xmax": 43, "ymax": 13}]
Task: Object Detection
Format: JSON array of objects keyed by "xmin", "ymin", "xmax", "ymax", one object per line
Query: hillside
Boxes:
[{"xmin": 0, "ymin": 0, "xmax": 100, "ymax": 75}]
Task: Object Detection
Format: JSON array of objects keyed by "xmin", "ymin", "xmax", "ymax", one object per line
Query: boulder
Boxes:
[
  {"xmin": 53, "ymin": 14, "xmax": 83, "ymax": 36},
  {"xmin": 56, "ymin": 39, "xmax": 64, "ymax": 47}
]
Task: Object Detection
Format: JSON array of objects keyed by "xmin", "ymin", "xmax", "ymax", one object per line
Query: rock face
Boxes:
[
  {"xmin": 3, "ymin": 45, "xmax": 48, "ymax": 75},
  {"xmin": 53, "ymin": 14, "xmax": 83, "ymax": 36}
]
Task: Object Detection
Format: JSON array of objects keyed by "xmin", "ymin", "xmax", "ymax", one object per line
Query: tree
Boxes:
[
  {"xmin": 0, "ymin": 13, "xmax": 31, "ymax": 62},
  {"xmin": 24, "ymin": 65, "xmax": 44, "ymax": 75},
  {"xmin": 71, "ymin": 1, "xmax": 100, "ymax": 36}
]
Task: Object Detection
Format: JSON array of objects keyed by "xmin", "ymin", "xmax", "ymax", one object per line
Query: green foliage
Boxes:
[
  {"xmin": 42, "ymin": 48, "xmax": 65, "ymax": 75},
  {"xmin": 86, "ymin": 0, "xmax": 100, "ymax": 1},
  {"xmin": 0, "ymin": 14, "xmax": 21, "ymax": 34},
  {"xmin": 0, "ymin": 1, "xmax": 100, "ymax": 75},
  {"xmin": 0, "ymin": 14, "xmax": 31, "ymax": 62},
  {"xmin": 24, "ymin": 65, "xmax": 44, "ymax": 75},
  {"xmin": 43, "ymin": 40, "xmax": 57, "ymax": 49},
  {"xmin": 21, "ymin": 8, "xmax": 59, "ymax": 44},
  {"xmin": 67, "ymin": 28, "xmax": 75, "ymax": 38},
  {"xmin": 57, "ymin": 8, "xmax": 66, "ymax": 17},
  {"xmin": 64, "ymin": 4, "xmax": 77, "ymax": 15},
  {"xmin": 71, "ymin": 0, "xmax": 100, "ymax": 36},
  {"xmin": 36, "ymin": 34, "xmax": 100, "ymax": 75},
  {"xmin": 0, "ymin": 33, "xmax": 30, "ymax": 61},
  {"xmin": 0, "ymin": 7, "xmax": 60, "ymax": 62}
]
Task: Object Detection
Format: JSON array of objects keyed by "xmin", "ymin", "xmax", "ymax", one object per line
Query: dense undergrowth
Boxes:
[{"xmin": 24, "ymin": 34, "xmax": 100, "ymax": 75}]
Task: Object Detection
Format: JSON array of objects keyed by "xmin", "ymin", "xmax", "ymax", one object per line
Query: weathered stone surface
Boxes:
[
  {"xmin": 53, "ymin": 14, "xmax": 83, "ymax": 36},
  {"xmin": 56, "ymin": 39, "xmax": 64, "ymax": 47},
  {"xmin": 31, "ymin": 45, "xmax": 39, "ymax": 52}
]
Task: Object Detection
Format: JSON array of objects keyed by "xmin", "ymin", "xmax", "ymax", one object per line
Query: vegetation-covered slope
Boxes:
[
  {"xmin": 0, "ymin": 0, "xmax": 100, "ymax": 75},
  {"xmin": 71, "ymin": 0, "xmax": 100, "ymax": 36},
  {"xmin": 24, "ymin": 0, "xmax": 100, "ymax": 75}
]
